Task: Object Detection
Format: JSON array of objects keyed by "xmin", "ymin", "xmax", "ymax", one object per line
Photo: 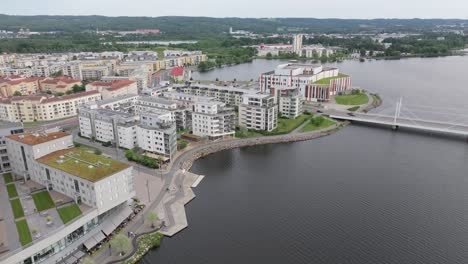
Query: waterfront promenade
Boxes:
[{"xmin": 88, "ymin": 120, "xmax": 344, "ymax": 264}]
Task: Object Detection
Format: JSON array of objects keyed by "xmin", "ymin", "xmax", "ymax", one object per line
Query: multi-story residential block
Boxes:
[
  {"xmin": 173, "ymin": 83, "xmax": 258, "ymax": 106},
  {"xmin": 86, "ymin": 80, "xmax": 138, "ymax": 100},
  {"xmin": 0, "ymin": 121, "xmax": 23, "ymax": 173},
  {"xmin": 137, "ymin": 110, "xmax": 177, "ymax": 158},
  {"xmin": 39, "ymin": 76, "xmax": 82, "ymax": 94},
  {"xmin": 2, "ymin": 131, "xmax": 135, "ymax": 264},
  {"xmin": 61, "ymin": 61, "xmax": 83, "ymax": 80},
  {"xmin": 79, "ymin": 106, "xmax": 177, "ymax": 157},
  {"xmin": 0, "ymin": 91, "xmax": 101, "ymax": 122},
  {"xmin": 239, "ymin": 93, "xmax": 278, "ymax": 131},
  {"xmin": 135, "ymin": 96, "xmax": 191, "ymax": 130},
  {"xmin": 192, "ymin": 100, "xmax": 235, "ymax": 139},
  {"xmin": 0, "ymin": 76, "xmax": 42, "ymax": 96},
  {"xmin": 259, "ymin": 63, "xmax": 351, "ymax": 102},
  {"xmin": 80, "ymin": 66, "xmax": 109, "ymax": 80}
]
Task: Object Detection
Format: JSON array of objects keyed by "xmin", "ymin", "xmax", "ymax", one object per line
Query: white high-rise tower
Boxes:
[{"xmin": 293, "ymin": 34, "xmax": 303, "ymax": 56}]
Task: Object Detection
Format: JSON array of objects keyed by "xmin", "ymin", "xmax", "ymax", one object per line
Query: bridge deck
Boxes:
[{"xmin": 330, "ymin": 113, "xmax": 468, "ymax": 136}]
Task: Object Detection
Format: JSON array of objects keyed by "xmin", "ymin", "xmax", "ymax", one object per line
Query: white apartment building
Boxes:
[
  {"xmin": 80, "ymin": 66, "xmax": 109, "ymax": 80},
  {"xmin": 259, "ymin": 63, "xmax": 351, "ymax": 102},
  {"xmin": 174, "ymin": 83, "xmax": 257, "ymax": 106},
  {"xmin": 0, "ymin": 121, "xmax": 23, "ymax": 173},
  {"xmin": 293, "ymin": 34, "xmax": 303, "ymax": 55},
  {"xmin": 61, "ymin": 62, "xmax": 83, "ymax": 80},
  {"xmin": 3, "ymin": 132, "xmax": 135, "ymax": 264},
  {"xmin": 137, "ymin": 111, "xmax": 177, "ymax": 158},
  {"xmin": 239, "ymin": 93, "xmax": 278, "ymax": 131},
  {"xmin": 192, "ymin": 101, "xmax": 235, "ymax": 138},
  {"xmin": 135, "ymin": 96, "xmax": 191, "ymax": 130},
  {"xmin": 79, "ymin": 106, "xmax": 177, "ymax": 158}
]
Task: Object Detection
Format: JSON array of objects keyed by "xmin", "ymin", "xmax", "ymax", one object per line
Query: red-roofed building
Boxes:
[
  {"xmin": 39, "ymin": 76, "xmax": 82, "ymax": 94},
  {"xmin": 0, "ymin": 91, "xmax": 101, "ymax": 122},
  {"xmin": 169, "ymin": 66, "xmax": 190, "ymax": 83},
  {"xmin": 86, "ymin": 80, "xmax": 138, "ymax": 100},
  {"xmin": 0, "ymin": 76, "xmax": 44, "ymax": 96}
]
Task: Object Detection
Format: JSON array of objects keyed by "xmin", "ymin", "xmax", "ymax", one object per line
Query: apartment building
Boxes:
[
  {"xmin": 174, "ymin": 83, "xmax": 257, "ymax": 106},
  {"xmin": 137, "ymin": 110, "xmax": 177, "ymax": 158},
  {"xmin": 79, "ymin": 106, "xmax": 177, "ymax": 157},
  {"xmin": 259, "ymin": 63, "xmax": 351, "ymax": 102},
  {"xmin": 2, "ymin": 132, "xmax": 135, "ymax": 264},
  {"xmin": 39, "ymin": 77, "xmax": 82, "ymax": 94},
  {"xmin": 0, "ymin": 121, "xmax": 23, "ymax": 173},
  {"xmin": 86, "ymin": 80, "xmax": 138, "ymax": 100},
  {"xmin": 80, "ymin": 66, "xmax": 109, "ymax": 80},
  {"xmin": 192, "ymin": 101, "xmax": 235, "ymax": 138},
  {"xmin": 239, "ymin": 93, "xmax": 278, "ymax": 131},
  {"xmin": 135, "ymin": 96, "xmax": 191, "ymax": 130},
  {"xmin": 0, "ymin": 91, "xmax": 101, "ymax": 122},
  {"xmin": 61, "ymin": 62, "xmax": 83, "ymax": 80},
  {"xmin": 0, "ymin": 76, "xmax": 42, "ymax": 96}
]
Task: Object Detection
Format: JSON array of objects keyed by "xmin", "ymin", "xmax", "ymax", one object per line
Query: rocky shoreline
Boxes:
[{"xmin": 180, "ymin": 122, "xmax": 346, "ymax": 171}]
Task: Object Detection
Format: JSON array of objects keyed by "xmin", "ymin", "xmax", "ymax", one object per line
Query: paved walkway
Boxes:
[{"xmin": 90, "ymin": 122, "xmax": 346, "ymax": 263}]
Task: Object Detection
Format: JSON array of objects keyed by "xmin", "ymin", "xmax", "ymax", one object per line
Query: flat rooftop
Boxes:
[
  {"xmin": 37, "ymin": 148, "xmax": 130, "ymax": 182},
  {"xmin": 7, "ymin": 132, "xmax": 69, "ymax": 146}
]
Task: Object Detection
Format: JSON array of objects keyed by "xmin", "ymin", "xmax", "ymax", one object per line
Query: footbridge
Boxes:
[{"xmin": 330, "ymin": 98, "xmax": 468, "ymax": 137}]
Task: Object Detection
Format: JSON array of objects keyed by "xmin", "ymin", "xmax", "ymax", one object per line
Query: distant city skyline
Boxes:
[{"xmin": 2, "ymin": 0, "xmax": 468, "ymax": 19}]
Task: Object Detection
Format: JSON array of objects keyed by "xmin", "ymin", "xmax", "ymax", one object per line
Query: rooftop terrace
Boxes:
[
  {"xmin": 313, "ymin": 73, "xmax": 350, "ymax": 85},
  {"xmin": 37, "ymin": 148, "xmax": 130, "ymax": 182},
  {"xmin": 6, "ymin": 132, "xmax": 69, "ymax": 146}
]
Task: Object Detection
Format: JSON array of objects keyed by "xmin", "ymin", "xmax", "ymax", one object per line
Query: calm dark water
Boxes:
[{"xmin": 143, "ymin": 57, "xmax": 468, "ymax": 264}]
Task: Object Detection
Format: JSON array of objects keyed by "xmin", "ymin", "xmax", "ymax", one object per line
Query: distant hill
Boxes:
[{"xmin": 0, "ymin": 15, "xmax": 466, "ymax": 35}]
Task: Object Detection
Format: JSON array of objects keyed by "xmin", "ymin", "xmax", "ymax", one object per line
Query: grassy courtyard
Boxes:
[
  {"xmin": 15, "ymin": 219, "xmax": 32, "ymax": 246},
  {"xmin": 335, "ymin": 93, "xmax": 369, "ymax": 105},
  {"xmin": 3, "ymin": 172, "xmax": 13, "ymax": 184},
  {"xmin": 57, "ymin": 204, "xmax": 82, "ymax": 224},
  {"xmin": 32, "ymin": 191, "xmax": 55, "ymax": 212},
  {"xmin": 10, "ymin": 198, "xmax": 25, "ymax": 219},
  {"xmin": 7, "ymin": 184, "xmax": 19, "ymax": 198},
  {"xmin": 258, "ymin": 114, "xmax": 312, "ymax": 136},
  {"xmin": 301, "ymin": 116, "xmax": 336, "ymax": 132}
]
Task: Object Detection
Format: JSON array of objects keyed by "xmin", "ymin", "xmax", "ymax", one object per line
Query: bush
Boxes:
[
  {"xmin": 177, "ymin": 139, "xmax": 188, "ymax": 150},
  {"xmin": 102, "ymin": 141, "xmax": 112, "ymax": 147},
  {"xmin": 94, "ymin": 149, "xmax": 102, "ymax": 155},
  {"xmin": 125, "ymin": 150, "xmax": 159, "ymax": 169}
]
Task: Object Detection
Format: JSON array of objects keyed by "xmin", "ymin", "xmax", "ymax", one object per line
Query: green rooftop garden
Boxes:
[
  {"xmin": 3, "ymin": 172, "xmax": 13, "ymax": 184},
  {"xmin": 7, "ymin": 184, "xmax": 18, "ymax": 198},
  {"xmin": 16, "ymin": 219, "xmax": 32, "ymax": 246},
  {"xmin": 313, "ymin": 73, "xmax": 349, "ymax": 85},
  {"xmin": 32, "ymin": 191, "xmax": 55, "ymax": 212},
  {"xmin": 58, "ymin": 204, "xmax": 82, "ymax": 224},
  {"xmin": 10, "ymin": 198, "xmax": 25, "ymax": 219},
  {"xmin": 38, "ymin": 148, "xmax": 130, "ymax": 182}
]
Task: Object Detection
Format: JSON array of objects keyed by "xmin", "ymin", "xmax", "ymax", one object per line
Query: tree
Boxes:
[
  {"xmin": 80, "ymin": 257, "xmax": 95, "ymax": 264},
  {"xmin": 110, "ymin": 234, "xmax": 130, "ymax": 256},
  {"xmin": 65, "ymin": 90, "xmax": 73, "ymax": 95},
  {"xmin": 359, "ymin": 48, "xmax": 367, "ymax": 57},
  {"xmin": 13, "ymin": 91, "xmax": 22, "ymax": 96},
  {"xmin": 266, "ymin": 52, "xmax": 272, "ymax": 59},
  {"xmin": 147, "ymin": 211, "xmax": 159, "ymax": 228},
  {"xmin": 51, "ymin": 70, "xmax": 63, "ymax": 77}
]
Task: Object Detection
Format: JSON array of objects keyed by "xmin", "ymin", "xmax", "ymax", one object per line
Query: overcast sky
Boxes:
[{"xmin": 2, "ymin": 0, "xmax": 468, "ymax": 19}]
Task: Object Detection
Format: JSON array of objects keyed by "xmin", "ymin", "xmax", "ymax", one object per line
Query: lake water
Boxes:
[{"xmin": 143, "ymin": 56, "xmax": 468, "ymax": 264}]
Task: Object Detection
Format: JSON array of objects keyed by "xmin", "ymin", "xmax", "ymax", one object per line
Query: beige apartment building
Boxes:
[{"xmin": 0, "ymin": 90, "xmax": 101, "ymax": 122}]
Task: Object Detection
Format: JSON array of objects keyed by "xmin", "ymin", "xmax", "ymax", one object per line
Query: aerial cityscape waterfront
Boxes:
[{"xmin": 1, "ymin": 2, "xmax": 468, "ymax": 264}]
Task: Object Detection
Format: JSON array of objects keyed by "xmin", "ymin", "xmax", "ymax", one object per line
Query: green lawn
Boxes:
[
  {"xmin": 347, "ymin": 106, "xmax": 360, "ymax": 112},
  {"xmin": 314, "ymin": 73, "xmax": 349, "ymax": 85},
  {"xmin": 235, "ymin": 130, "xmax": 263, "ymax": 138},
  {"xmin": 3, "ymin": 172, "xmax": 13, "ymax": 184},
  {"xmin": 301, "ymin": 117, "xmax": 336, "ymax": 132},
  {"xmin": 335, "ymin": 93, "xmax": 369, "ymax": 105},
  {"xmin": 15, "ymin": 219, "xmax": 32, "ymax": 246},
  {"xmin": 7, "ymin": 184, "xmax": 18, "ymax": 198},
  {"xmin": 32, "ymin": 191, "xmax": 55, "ymax": 211},
  {"xmin": 263, "ymin": 114, "xmax": 312, "ymax": 135},
  {"xmin": 57, "ymin": 204, "xmax": 82, "ymax": 224},
  {"xmin": 10, "ymin": 198, "xmax": 25, "ymax": 219}
]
